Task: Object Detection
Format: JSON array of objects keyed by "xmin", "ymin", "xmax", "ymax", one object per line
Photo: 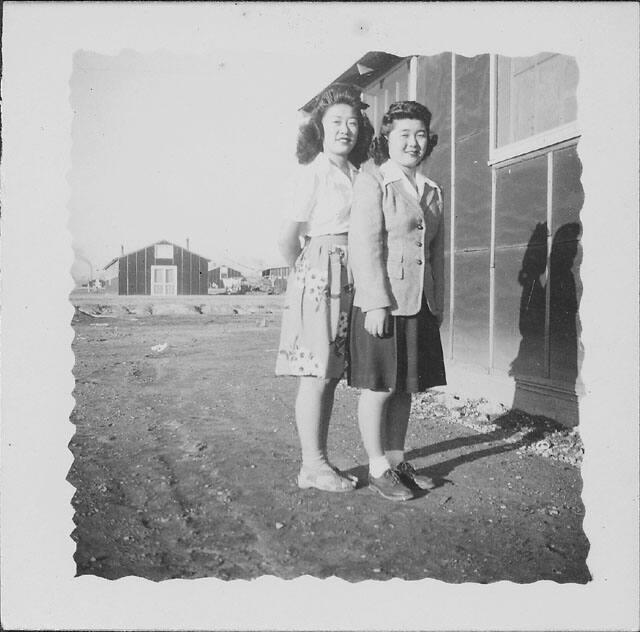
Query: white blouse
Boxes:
[{"xmin": 284, "ymin": 152, "xmax": 359, "ymax": 236}]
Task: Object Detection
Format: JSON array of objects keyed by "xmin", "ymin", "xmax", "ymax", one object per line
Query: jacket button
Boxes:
[
  {"xmin": 417, "ymin": 223, "xmax": 424, "ymax": 230},
  {"xmin": 417, "ymin": 259, "xmax": 423, "ymax": 265},
  {"xmin": 416, "ymin": 241, "xmax": 423, "ymax": 247}
]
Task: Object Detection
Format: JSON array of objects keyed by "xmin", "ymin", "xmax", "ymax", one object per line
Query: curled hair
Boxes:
[
  {"xmin": 370, "ymin": 100, "xmax": 438, "ymax": 166},
  {"xmin": 296, "ymin": 83, "xmax": 374, "ymax": 167}
]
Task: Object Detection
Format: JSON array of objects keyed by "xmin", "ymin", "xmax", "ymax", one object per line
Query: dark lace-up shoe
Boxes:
[
  {"xmin": 368, "ymin": 468, "xmax": 414, "ymax": 501},
  {"xmin": 395, "ymin": 461, "xmax": 436, "ymax": 490}
]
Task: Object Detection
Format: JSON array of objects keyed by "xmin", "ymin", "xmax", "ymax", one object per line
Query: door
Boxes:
[{"xmin": 151, "ymin": 265, "xmax": 177, "ymax": 296}]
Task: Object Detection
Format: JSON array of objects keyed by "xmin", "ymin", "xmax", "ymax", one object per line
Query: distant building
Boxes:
[
  {"xmin": 262, "ymin": 265, "xmax": 290, "ymax": 293},
  {"xmin": 208, "ymin": 265, "xmax": 244, "ymax": 288},
  {"xmin": 103, "ymin": 240, "xmax": 209, "ymax": 295}
]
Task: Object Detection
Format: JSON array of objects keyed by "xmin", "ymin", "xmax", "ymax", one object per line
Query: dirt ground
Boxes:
[{"xmin": 68, "ymin": 296, "xmax": 590, "ymax": 583}]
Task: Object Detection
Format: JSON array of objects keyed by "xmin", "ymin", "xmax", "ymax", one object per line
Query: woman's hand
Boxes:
[{"xmin": 364, "ymin": 308, "xmax": 389, "ymax": 338}]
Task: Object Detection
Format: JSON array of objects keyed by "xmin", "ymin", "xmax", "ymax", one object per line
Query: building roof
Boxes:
[
  {"xmin": 208, "ymin": 259, "xmax": 263, "ymax": 274},
  {"xmin": 103, "ymin": 239, "xmax": 210, "ymax": 270},
  {"xmin": 208, "ymin": 265, "xmax": 244, "ymax": 274},
  {"xmin": 104, "ymin": 257, "xmax": 119, "ymax": 271},
  {"xmin": 301, "ymin": 51, "xmax": 407, "ymax": 112},
  {"xmin": 262, "ymin": 264, "xmax": 291, "ymax": 272}
]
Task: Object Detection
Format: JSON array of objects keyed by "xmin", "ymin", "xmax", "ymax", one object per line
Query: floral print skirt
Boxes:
[{"xmin": 275, "ymin": 233, "xmax": 353, "ymax": 379}]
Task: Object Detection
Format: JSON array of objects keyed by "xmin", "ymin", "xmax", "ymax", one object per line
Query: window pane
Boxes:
[
  {"xmin": 497, "ymin": 54, "xmax": 578, "ymax": 147},
  {"xmin": 495, "ymin": 155, "xmax": 547, "ymax": 247},
  {"xmin": 155, "ymin": 243, "xmax": 173, "ymax": 259},
  {"xmin": 493, "ymin": 155, "xmax": 548, "ymax": 378},
  {"xmin": 153, "ymin": 269, "xmax": 163, "ymax": 283},
  {"xmin": 494, "ymin": 243, "xmax": 547, "ymax": 378},
  {"xmin": 165, "ymin": 268, "xmax": 176, "ymax": 283},
  {"xmin": 549, "ymin": 145, "xmax": 583, "ymax": 385},
  {"xmin": 551, "ymin": 145, "xmax": 583, "ymax": 231}
]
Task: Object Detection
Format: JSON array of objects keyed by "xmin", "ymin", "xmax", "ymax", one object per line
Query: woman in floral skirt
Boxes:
[{"xmin": 276, "ymin": 84, "xmax": 373, "ymax": 492}]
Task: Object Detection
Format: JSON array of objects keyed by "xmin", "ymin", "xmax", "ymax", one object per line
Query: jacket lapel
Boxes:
[{"xmin": 386, "ymin": 180, "xmax": 423, "ymax": 215}]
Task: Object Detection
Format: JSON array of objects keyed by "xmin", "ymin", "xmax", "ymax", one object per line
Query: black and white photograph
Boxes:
[{"xmin": 2, "ymin": 2, "xmax": 639, "ymax": 630}]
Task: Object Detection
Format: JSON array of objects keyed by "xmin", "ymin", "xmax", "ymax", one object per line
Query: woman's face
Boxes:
[
  {"xmin": 321, "ymin": 103, "xmax": 359, "ymax": 159},
  {"xmin": 387, "ymin": 118, "xmax": 429, "ymax": 169}
]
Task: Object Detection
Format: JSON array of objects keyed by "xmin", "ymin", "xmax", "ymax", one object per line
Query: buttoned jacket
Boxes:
[{"xmin": 349, "ymin": 161, "xmax": 445, "ymax": 319}]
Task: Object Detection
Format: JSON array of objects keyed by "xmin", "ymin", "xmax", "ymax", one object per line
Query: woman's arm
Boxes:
[
  {"xmin": 349, "ymin": 172, "xmax": 393, "ymax": 318},
  {"xmin": 278, "ymin": 220, "xmax": 306, "ymax": 268},
  {"xmin": 278, "ymin": 162, "xmax": 317, "ymax": 267}
]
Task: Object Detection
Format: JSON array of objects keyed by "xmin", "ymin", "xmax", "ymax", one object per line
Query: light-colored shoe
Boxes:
[{"xmin": 297, "ymin": 466, "xmax": 357, "ymax": 492}]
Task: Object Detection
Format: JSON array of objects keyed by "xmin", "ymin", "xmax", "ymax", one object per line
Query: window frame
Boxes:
[
  {"xmin": 488, "ymin": 54, "xmax": 580, "ymax": 166},
  {"xmin": 154, "ymin": 243, "xmax": 174, "ymax": 260},
  {"xmin": 488, "ymin": 136, "xmax": 581, "ymax": 384}
]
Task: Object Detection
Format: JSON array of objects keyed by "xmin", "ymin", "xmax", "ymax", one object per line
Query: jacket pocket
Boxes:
[{"xmin": 386, "ymin": 255, "xmax": 404, "ymax": 279}]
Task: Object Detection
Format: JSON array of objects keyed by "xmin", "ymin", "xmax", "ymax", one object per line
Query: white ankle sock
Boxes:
[
  {"xmin": 369, "ymin": 455, "xmax": 391, "ymax": 478},
  {"xmin": 385, "ymin": 450, "xmax": 405, "ymax": 468}
]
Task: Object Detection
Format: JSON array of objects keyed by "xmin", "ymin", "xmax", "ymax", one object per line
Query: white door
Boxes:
[{"xmin": 151, "ymin": 265, "xmax": 177, "ymax": 296}]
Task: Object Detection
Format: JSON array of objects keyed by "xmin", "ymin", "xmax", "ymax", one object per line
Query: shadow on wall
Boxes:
[{"xmin": 509, "ymin": 221, "xmax": 583, "ymax": 426}]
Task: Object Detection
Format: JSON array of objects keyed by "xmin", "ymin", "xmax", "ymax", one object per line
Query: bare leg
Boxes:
[
  {"xmin": 295, "ymin": 376, "xmax": 337, "ymax": 470},
  {"xmin": 319, "ymin": 378, "xmax": 338, "ymax": 461},
  {"xmin": 295, "ymin": 377, "xmax": 355, "ymax": 492}
]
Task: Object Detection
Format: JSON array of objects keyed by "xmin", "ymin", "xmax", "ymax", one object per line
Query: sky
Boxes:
[{"xmin": 68, "ymin": 47, "xmax": 354, "ymax": 282}]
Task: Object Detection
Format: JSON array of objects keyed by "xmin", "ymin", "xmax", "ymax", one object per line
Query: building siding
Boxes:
[
  {"xmin": 416, "ymin": 53, "xmax": 453, "ymax": 349},
  {"xmin": 119, "ymin": 256, "xmax": 127, "ymax": 295}
]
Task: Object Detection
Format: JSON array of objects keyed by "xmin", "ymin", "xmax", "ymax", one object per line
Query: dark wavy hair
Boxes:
[
  {"xmin": 370, "ymin": 101, "xmax": 438, "ymax": 166},
  {"xmin": 296, "ymin": 83, "xmax": 374, "ymax": 167}
]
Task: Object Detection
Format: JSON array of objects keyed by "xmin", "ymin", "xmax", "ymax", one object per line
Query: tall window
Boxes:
[
  {"xmin": 491, "ymin": 54, "xmax": 579, "ymax": 164},
  {"xmin": 489, "ymin": 54, "xmax": 582, "ymax": 391}
]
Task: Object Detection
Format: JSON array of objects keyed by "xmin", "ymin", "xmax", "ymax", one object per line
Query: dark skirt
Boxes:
[{"xmin": 348, "ymin": 297, "xmax": 447, "ymax": 392}]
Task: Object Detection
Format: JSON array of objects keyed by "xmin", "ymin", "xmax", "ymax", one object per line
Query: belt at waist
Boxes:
[{"xmin": 304, "ymin": 233, "xmax": 348, "ymax": 245}]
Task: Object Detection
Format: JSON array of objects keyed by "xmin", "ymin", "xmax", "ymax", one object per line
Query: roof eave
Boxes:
[
  {"xmin": 301, "ymin": 51, "xmax": 409, "ymax": 112},
  {"xmin": 106, "ymin": 240, "xmax": 211, "ymax": 268}
]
